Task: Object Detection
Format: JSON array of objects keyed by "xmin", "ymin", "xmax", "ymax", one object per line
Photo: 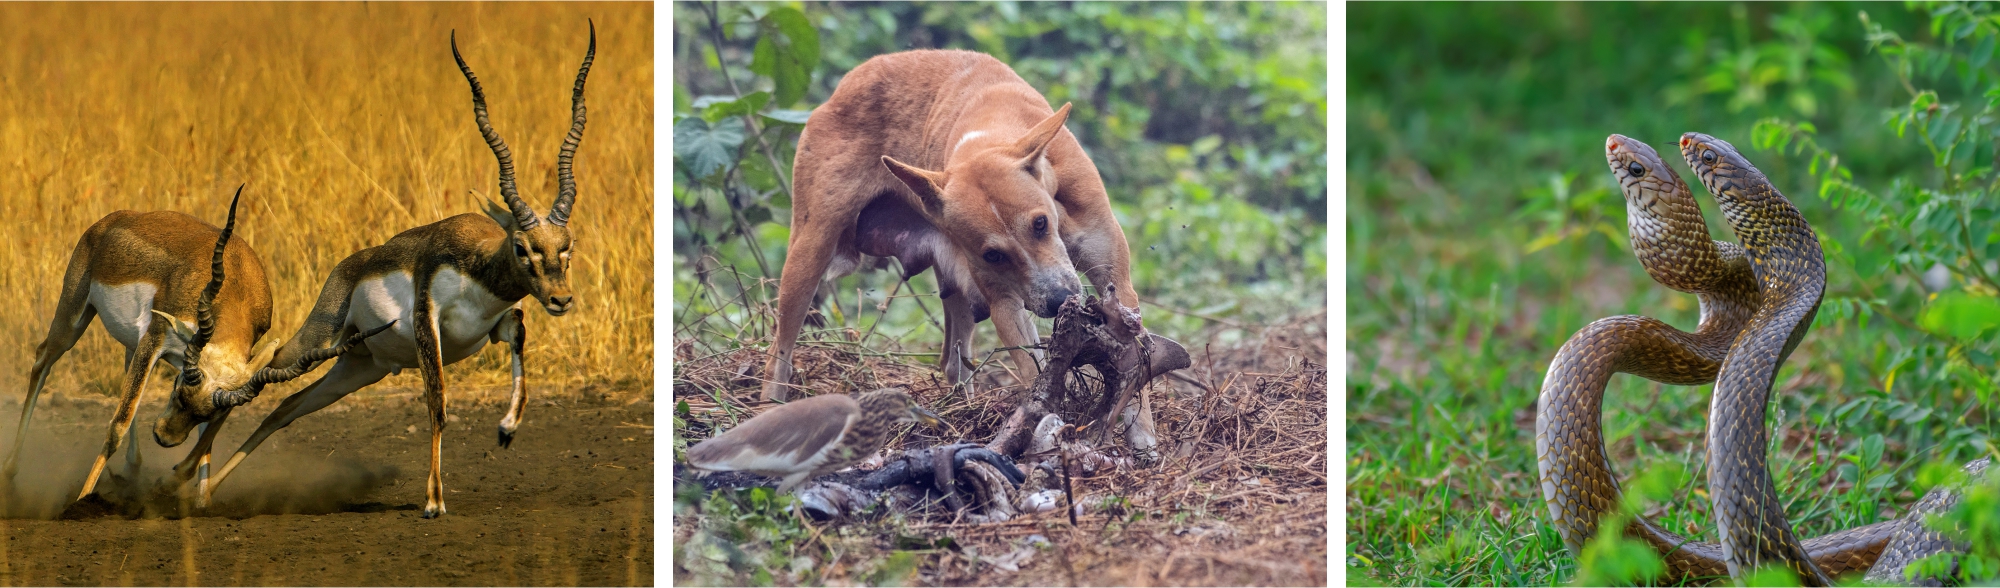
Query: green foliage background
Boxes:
[
  {"xmin": 673, "ymin": 1, "xmax": 1327, "ymax": 353},
  {"xmin": 1350, "ymin": 2, "xmax": 2000, "ymax": 585}
]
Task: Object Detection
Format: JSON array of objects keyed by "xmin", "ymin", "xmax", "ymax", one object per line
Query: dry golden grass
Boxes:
[{"xmin": 0, "ymin": 2, "xmax": 653, "ymax": 401}]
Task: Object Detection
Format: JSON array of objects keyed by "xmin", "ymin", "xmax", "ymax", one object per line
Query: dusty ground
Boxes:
[
  {"xmin": 673, "ymin": 313, "xmax": 1328, "ymax": 586},
  {"xmin": 0, "ymin": 384, "xmax": 653, "ymax": 586}
]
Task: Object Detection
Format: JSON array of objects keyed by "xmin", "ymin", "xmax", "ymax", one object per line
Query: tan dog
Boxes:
[{"xmin": 764, "ymin": 50, "xmax": 1154, "ymax": 448}]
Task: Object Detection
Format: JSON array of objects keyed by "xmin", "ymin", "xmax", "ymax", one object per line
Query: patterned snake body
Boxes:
[
  {"xmin": 1536, "ymin": 135, "xmax": 1889, "ymax": 581},
  {"xmin": 1534, "ymin": 132, "xmax": 1991, "ymax": 585},
  {"xmin": 1682, "ymin": 132, "xmax": 1992, "ymax": 585}
]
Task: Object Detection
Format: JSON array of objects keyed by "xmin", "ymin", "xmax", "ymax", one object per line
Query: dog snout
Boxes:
[{"xmin": 1039, "ymin": 286, "xmax": 1076, "ymax": 318}]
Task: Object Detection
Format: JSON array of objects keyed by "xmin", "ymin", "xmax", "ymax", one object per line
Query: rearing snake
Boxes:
[{"xmin": 1535, "ymin": 132, "xmax": 1993, "ymax": 585}]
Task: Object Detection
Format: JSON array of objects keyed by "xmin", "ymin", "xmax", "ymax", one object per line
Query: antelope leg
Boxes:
[
  {"xmin": 493, "ymin": 308, "xmax": 527, "ymax": 448},
  {"xmin": 206, "ymin": 356, "xmax": 389, "ymax": 501}
]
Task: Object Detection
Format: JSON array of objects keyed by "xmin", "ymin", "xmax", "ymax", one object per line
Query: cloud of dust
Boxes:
[
  {"xmin": 0, "ymin": 398, "xmax": 398, "ymax": 520},
  {"xmin": 202, "ymin": 456, "xmax": 399, "ymax": 518}
]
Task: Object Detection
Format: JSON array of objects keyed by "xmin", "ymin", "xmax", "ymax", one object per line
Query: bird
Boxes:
[{"xmin": 685, "ymin": 388, "xmax": 942, "ymax": 493}]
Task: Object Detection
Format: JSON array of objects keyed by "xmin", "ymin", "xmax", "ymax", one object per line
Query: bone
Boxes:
[{"xmin": 1029, "ymin": 414, "xmax": 1064, "ymax": 455}]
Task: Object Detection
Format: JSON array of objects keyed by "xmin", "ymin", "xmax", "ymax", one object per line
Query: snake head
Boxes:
[
  {"xmin": 1677, "ymin": 132, "xmax": 1763, "ymax": 203},
  {"xmin": 1605, "ymin": 134, "xmax": 1690, "ymax": 213},
  {"xmin": 1608, "ymin": 134, "xmax": 1738, "ymax": 293}
]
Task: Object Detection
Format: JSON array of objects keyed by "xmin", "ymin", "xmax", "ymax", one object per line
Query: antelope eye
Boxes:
[
  {"xmin": 983, "ymin": 250, "xmax": 1008, "ymax": 264},
  {"xmin": 1625, "ymin": 161, "xmax": 1645, "ymax": 178},
  {"xmin": 1701, "ymin": 149, "xmax": 1717, "ymax": 164}
]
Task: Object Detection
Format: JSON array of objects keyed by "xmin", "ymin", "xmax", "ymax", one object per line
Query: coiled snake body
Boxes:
[{"xmin": 1535, "ymin": 132, "xmax": 1992, "ymax": 585}]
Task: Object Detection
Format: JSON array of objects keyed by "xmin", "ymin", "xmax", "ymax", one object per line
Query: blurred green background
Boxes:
[
  {"xmin": 673, "ymin": 1, "xmax": 1326, "ymax": 355},
  {"xmin": 1350, "ymin": 2, "xmax": 2000, "ymax": 585}
]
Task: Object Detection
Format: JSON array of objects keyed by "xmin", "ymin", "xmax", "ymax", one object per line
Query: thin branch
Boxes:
[
  {"xmin": 702, "ymin": 1, "xmax": 796, "ymax": 200},
  {"xmin": 1956, "ymin": 211, "xmax": 2000, "ymax": 291}
]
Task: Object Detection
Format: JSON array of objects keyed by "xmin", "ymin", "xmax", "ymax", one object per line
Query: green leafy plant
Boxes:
[
  {"xmin": 1752, "ymin": 1, "xmax": 2000, "ymax": 424},
  {"xmin": 1570, "ymin": 465, "xmax": 1677, "ymax": 586},
  {"xmin": 1898, "ymin": 456, "xmax": 2000, "ymax": 583}
]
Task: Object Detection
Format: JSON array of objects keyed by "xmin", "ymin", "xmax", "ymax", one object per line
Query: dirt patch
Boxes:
[
  {"xmin": 673, "ymin": 313, "xmax": 1327, "ymax": 586},
  {"xmin": 0, "ymin": 386, "xmax": 653, "ymax": 586}
]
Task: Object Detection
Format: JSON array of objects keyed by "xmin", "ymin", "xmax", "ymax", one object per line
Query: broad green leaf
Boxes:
[
  {"xmin": 674, "ymin": 117, "xmax": 746, "ymax": 181},
  {"xmin": 765, "ymin": 7, "xmax": 820, "ymax": 71},
  {"xmin": 759, "ymin": 108, "xmax": 813, "ymax": 126},
  {"xmin": 692, "ymin": 95, "xmax": 739, "ymax": 110},
  {"xmin": 1741, "ymin": 566, "xmax": 1800, "ymax": 587},
  {"xmin": 1572, "ymin": 518, "xmax": 1666, "ymax": 586},
  {"xmin": 749, "ymin": 7, "xmax": 821, "ymax": 107},
  {"xmin": 1919, "ymin": 291, "xmax": 2000, "ymax": 339},
  {"xmin": 701, "ymin": 91, "xmax": 770, "ymax": 123}
]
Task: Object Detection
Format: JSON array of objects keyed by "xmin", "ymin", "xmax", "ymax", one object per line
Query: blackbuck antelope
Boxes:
[
  {"xmin": 163, "ymin": 24, "xmax": 595, "ymax": 519},
  {"xmin": 5, "ymin": 188, "xmax": 386, "ymax": 507}
]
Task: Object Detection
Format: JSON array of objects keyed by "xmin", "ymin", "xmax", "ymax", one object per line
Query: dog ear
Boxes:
[
  {"xmin": 1013, "ymin": 102, "xmax": 1073, "ymax": 170},
  {"xmin": 882, "ymin": 155, "xmax": 949, "ymax": 217}
]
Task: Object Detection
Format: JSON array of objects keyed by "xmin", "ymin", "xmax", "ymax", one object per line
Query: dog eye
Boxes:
[
  {"xmin": 1033, "ymin": 216, "xmax": 1048, "ymax": 236},
  {"xmin": 983, "ymin": 250, "xmax": 1008, "ymax": 265},
  {"xmin": 1625, "ymin": 161, "xmax": 1645, "ymax": 178},
  {"xmin": 1701, "ymin": 149, "xmax": 1717, "ymax": 164}
]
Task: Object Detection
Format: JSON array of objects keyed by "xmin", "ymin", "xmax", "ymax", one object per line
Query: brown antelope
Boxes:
[
  {"xmin": 162, "ymin": 23, "xmax": 595, "ymax": 518},
  {"xmin": 5, "ymin": 188, "xmax": 385, "ymax": 507}
]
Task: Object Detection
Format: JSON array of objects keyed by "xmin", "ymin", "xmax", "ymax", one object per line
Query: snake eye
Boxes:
[
  {"xmin": 1701, "ymin": 149, "xmax": 1717, "ymax": 164},
  {"xmin": 1625, "ymin": 161, "xmax": 1646, "ymax": 178}
]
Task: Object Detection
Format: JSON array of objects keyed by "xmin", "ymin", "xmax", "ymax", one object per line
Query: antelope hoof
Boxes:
[
  {"xmin": 422, "ymin": 504, "xmax": 447, "ymax": 518},
  {"xmin": 497, "ymin": 426, "xmax": 516, "ymax": 448}
]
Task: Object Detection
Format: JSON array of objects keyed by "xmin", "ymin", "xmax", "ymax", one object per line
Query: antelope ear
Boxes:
[
  {"xmin": 150, "ymin": 309, "xmax": 197, "ymax": 346},
  {"xmin": 1012, "ymin": 102, "xmax": 1073, "ymax": 165},
  {"xmin": 881, "ymin": 156, "xmax": 949, "ymax": 218},
  {"xmin": 472, "ymin": 190, "xmax": 518, "ymax": 231},
  {"xmin": 248, "ymin": 338, "xmax": 284, "ymax": 370}
]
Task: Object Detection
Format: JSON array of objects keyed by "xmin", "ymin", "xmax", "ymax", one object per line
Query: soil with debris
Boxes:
[
  {"xmin": 673, "ymin": 314, "xmax": 1328, "ymax": 586},
  {"xmin": 0, "ymin": 385, "xmax": 653, "ymax": 586}
]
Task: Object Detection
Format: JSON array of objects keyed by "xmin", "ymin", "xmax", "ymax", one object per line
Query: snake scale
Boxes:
[{"xmin": 1535, "ymin": 132, "xmax": 1993, "ymax": 585}]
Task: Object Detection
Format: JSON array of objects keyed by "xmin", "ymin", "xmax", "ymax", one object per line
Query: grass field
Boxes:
[
  {"xmin": 0, "ymin": 2, "xmax": 655, "ymax": 398},
  {"xmin": 0, "ymin": 4, "xmax": 655, "ymax": 584},
  {"xmin": 1348, "ymin": 3, "xmax": 1999, "ymax": 585}
]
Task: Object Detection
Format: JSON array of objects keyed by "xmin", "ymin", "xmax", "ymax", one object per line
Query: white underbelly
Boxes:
[
  {"xmin": 88, "ymin": 281, "xmax": 158, "ymax": 349},
  {"xmin": 87, "ymin": 280, "xmax": 189, "ymax": 365},
  {"xmin": 348, "ymin": 268, "xmax": 515, "ymax": 369}
]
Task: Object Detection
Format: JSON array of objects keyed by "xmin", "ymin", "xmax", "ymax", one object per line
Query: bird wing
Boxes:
[{"xmin": 686, "ymin": 394, "xmax": 859, "ymax": 475}]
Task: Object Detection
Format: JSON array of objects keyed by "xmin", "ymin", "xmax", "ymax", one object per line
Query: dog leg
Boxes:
[
  {"xmin": 764, "ymin": 222, "xmax": 843, "ymax": 402},
  {"xmin": 941, "ymin": 292, "xmax": 976, "ymax": 385},
  {"xmin": 989, "ymin": 299, "xmax": 1043, "ymax": 385}
]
